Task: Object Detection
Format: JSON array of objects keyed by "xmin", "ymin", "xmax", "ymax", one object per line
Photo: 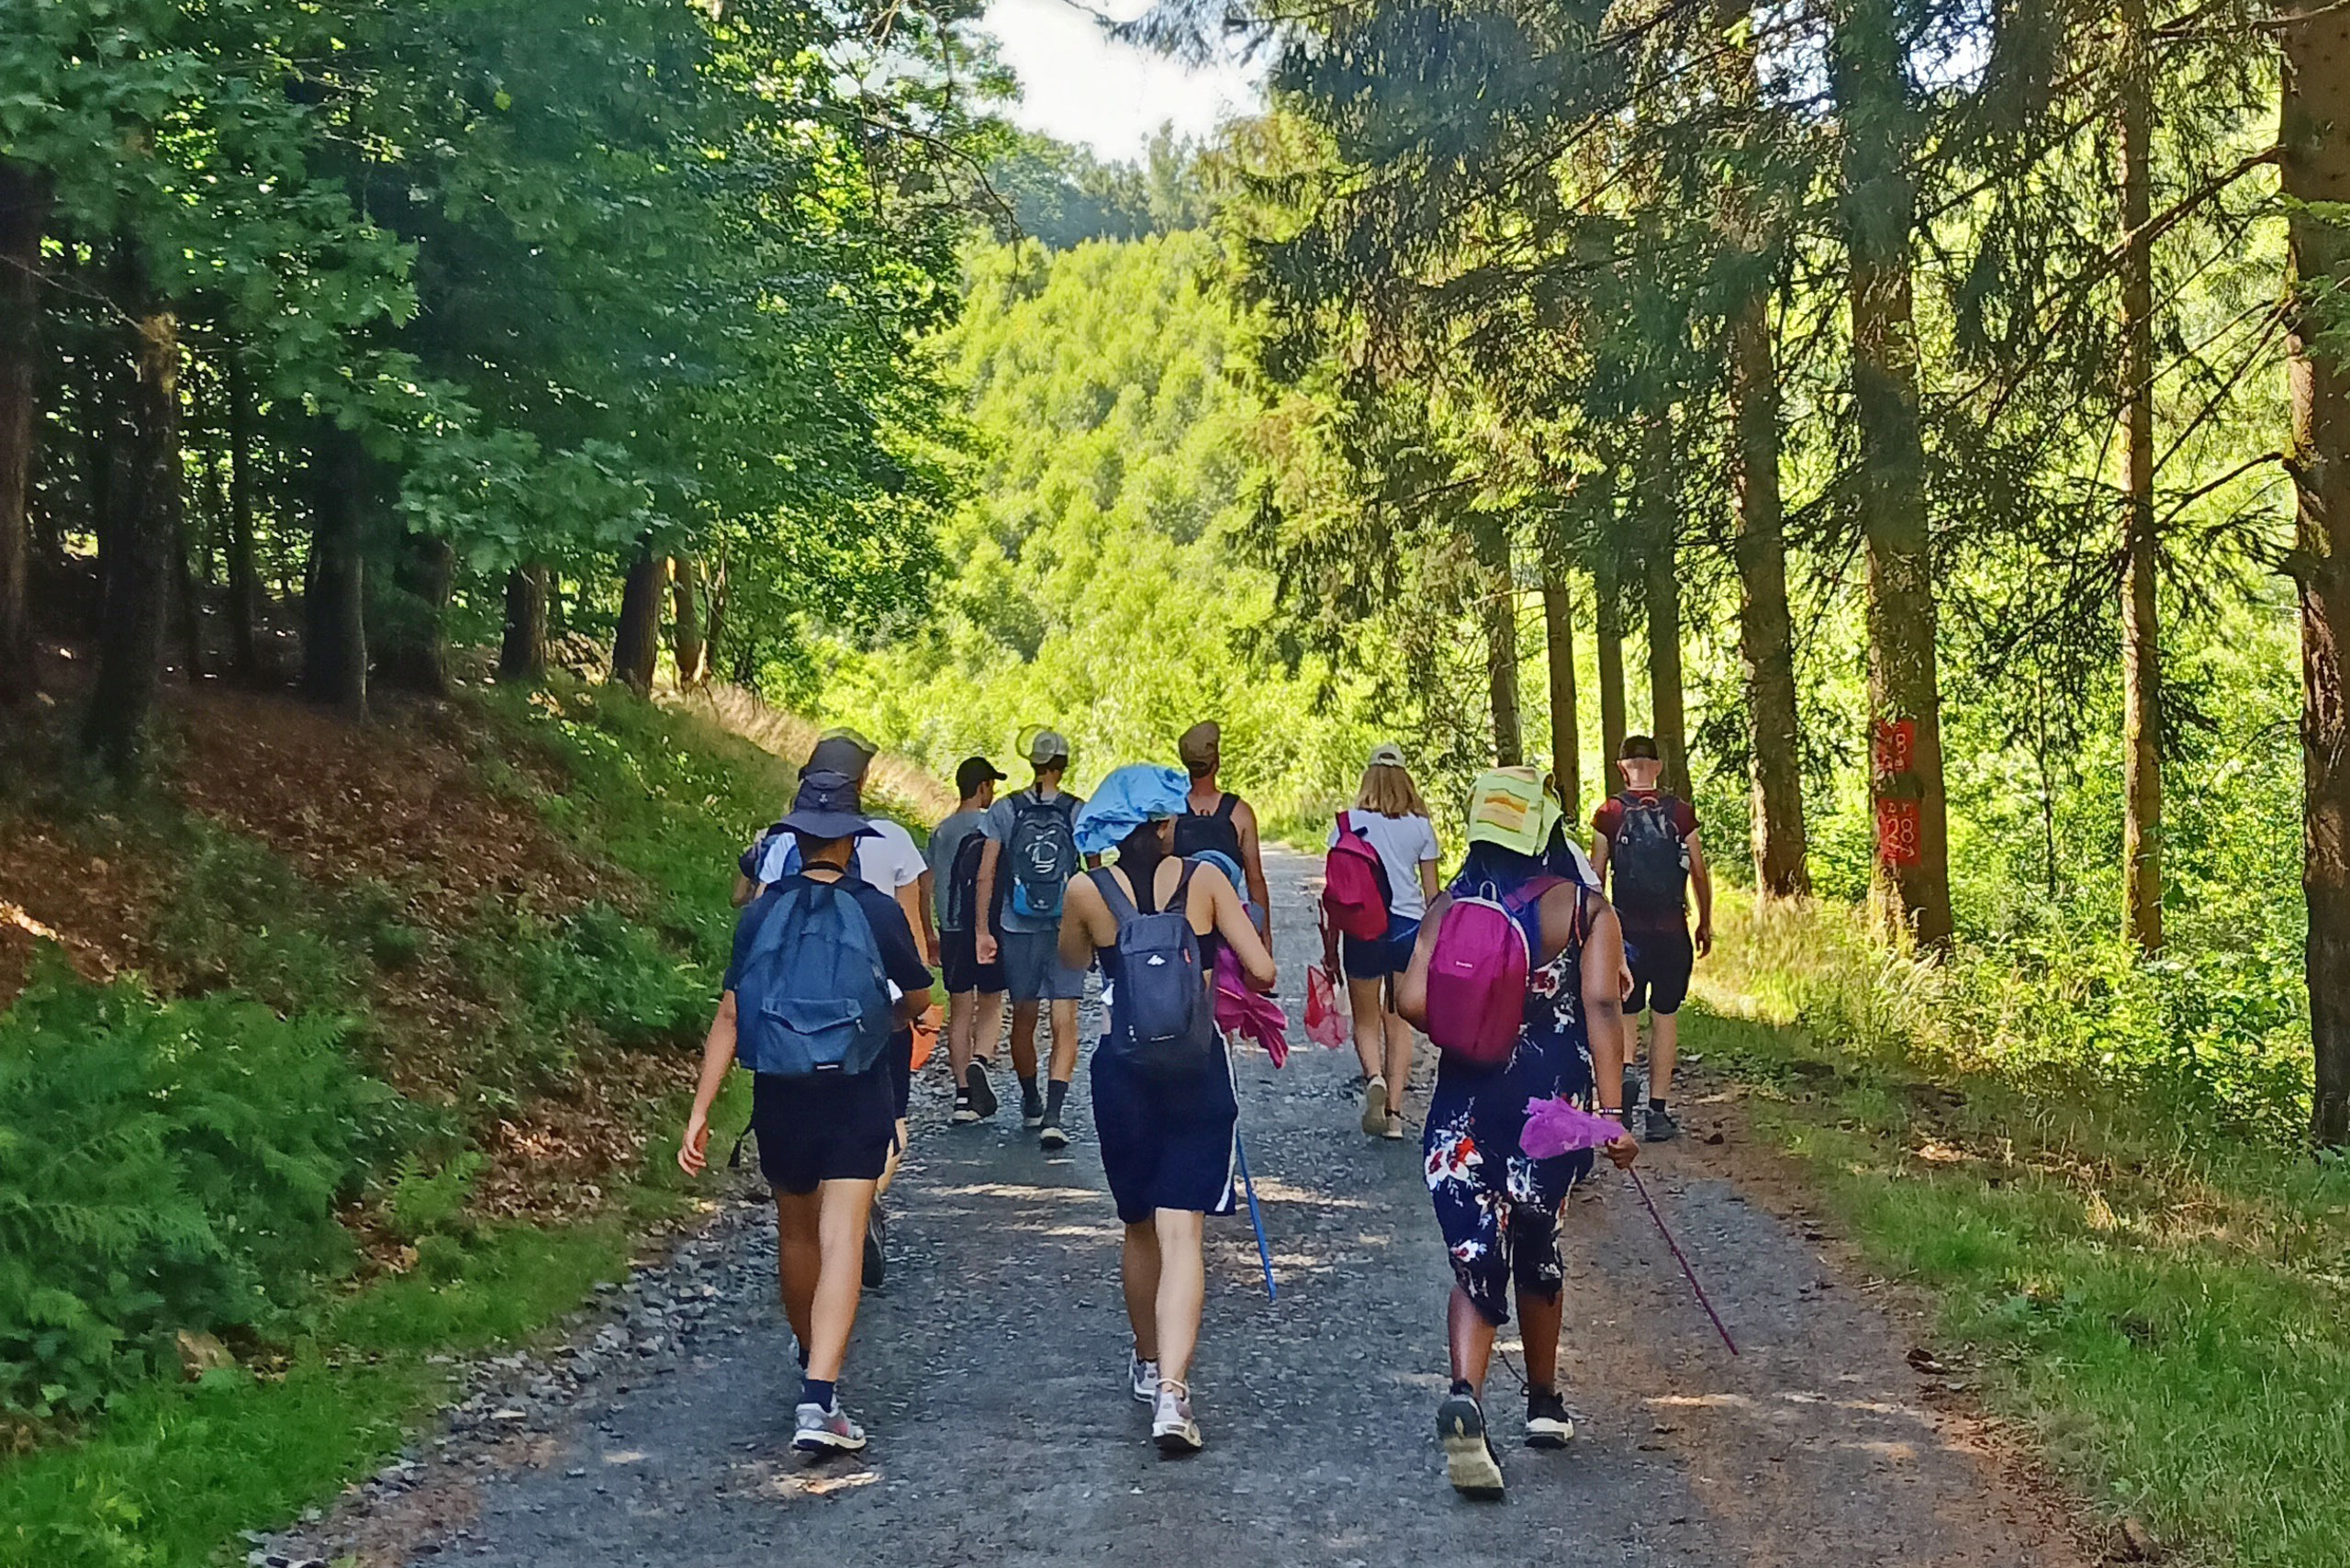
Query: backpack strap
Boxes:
[
  {"xmin": 1169, "ymin": 857, "xmax": 1199, "ymax": 916},
  {"xmin": 1337, "ymin": 808, "xmax": 1356, "ymax": 839},
  {"xmin": 1089, "ymin": 865, "xmax": 1139, "ymax": 926},
  {"xmin": 1212, "ymin": 793, "xmax": 1238, "ymax": 823}
]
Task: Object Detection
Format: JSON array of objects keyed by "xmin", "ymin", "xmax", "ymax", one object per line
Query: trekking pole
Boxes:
[
  {"xmin": 1627, "ymin": 1169, "xmax": 1738, "ymax": 1356},
  {"xmin": 1234, "ymin": 1132, "xmax": 1278, "ymax": 1302}
]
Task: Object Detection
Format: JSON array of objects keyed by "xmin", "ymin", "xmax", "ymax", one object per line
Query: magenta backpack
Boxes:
[
  {"xmin": 1322, "ymin": 811, "xmax": 1393, "ymax": 940},
  {"xmin": 1426, "ymin": 878, "xmax": 1562, "ymax": 1067}
]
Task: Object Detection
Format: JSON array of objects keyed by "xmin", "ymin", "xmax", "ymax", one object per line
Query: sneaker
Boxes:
[
  {"xmin": 1021, "ymin": 1081, "xmax": 1046, "ymax": 1128},
  {"xmin": 1128, "ymin": 1350, "xmax": 1160, "ymax": 1405},
  {"xmin": 966, "ymin": 1061, "xmax": 1000, "ymax": 1121},
  {"xmin": 1152, "ymin": 1382, "xmax": 1203, "ymax": 1454},
  {"xmin": 792, "ymin": 1400, "xmax": 867, "ymax": 1455},
  {"xmin": 1038, "ymin": 1106, "xmax": 1069, "ymax": 1151},
  {"xmin": 1382, "ymin": 1112, "xmax": 1406, "ymax": 1141},
  {"xmin": 1525, "ymin": 1388, "xmax": 1574, "ymax": 1449},
  {"xmin": 1361, "ymin": 1075, "xmax": 1389, "ymax": 1137},
  {"xmin": 951, "ymin": 1088, "xmax": 978, "ymax": 1126},
  {"xmin": 862, "ymin": 1202, "xmax": 887, "ymax": 1290},
  {"xmin": 1644, "ymin": 1104, "xmax": 1680, "ymax": 1143},
  {"xmin": 1438, "ymin": 1392, "xmax": 1505, "ymax": 1498}
]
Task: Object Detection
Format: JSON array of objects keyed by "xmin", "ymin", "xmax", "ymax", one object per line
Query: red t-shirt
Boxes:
[{"xmin": 1593, "ymin": 791, "xmax": 1699, "ymax": 931}]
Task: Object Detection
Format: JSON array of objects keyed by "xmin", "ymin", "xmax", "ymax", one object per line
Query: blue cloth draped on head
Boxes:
[{"xmin": 1073, "ymin": 765, "xmax": 1192, "ymax": 858}]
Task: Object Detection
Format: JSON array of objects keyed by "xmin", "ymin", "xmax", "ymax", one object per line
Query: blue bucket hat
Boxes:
[
  {"xmin": 1073, "ymin": 764, "xmax": 1191, "ymax": 858},
  {"xmin": 776, "ymin": 768, "xmax": 877, "ymax": 842}
]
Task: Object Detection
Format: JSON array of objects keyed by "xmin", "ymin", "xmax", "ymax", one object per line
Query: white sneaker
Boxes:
[
  {"xmin": 1382, "ymin": 1112, "xmax": 1406, "ymax": 1141},
  {"xmin": 1361, "ymin": 1075, "xmax": 1389, "ymax": 1136},
  {"xmin": 792, "ymin": 1400, "xmax": 867, "ymax": 1454},
  {"xmin": 1128, "ymin": 1350, "xmax": 1160, "ymax": 1404},
  {"xmin": 1151, "ymin": 1382, "xmax": 1203, "ymax": 1454}
]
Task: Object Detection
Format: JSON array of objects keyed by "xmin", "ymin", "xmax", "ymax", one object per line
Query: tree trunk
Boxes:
[
  {"xmin": 1595, "ymin": 543, "xmax": 1628, "ymax": 776},
  {"xmin": 1639, "ymin": 417, "xmax": 1689, "ymax": 797},
  {"xmin": 1541, "ymin": 566, "xmax": 1581, "ymax": 824},
  {"xmin": 2118, "ymin": 0, "xmax": 2164, "ymax": 953},
  {"xmin": 499, "ymin": 563, "xmax": 549, "ymax": 683},
  {"xmin": 0, "ymin": 160, "xmax": 49, "ymax": 707},
  {"xmin": 377, "ymin": 532, "xmax": 454, "ymax": 696},
  {"xmin": 82, "ymin": 243, "xmax": 180, "ymax": 778},
  {"xmin": 301, "ymin": 425, "xmax": 368, "ymax": 721},
  {"xmin": 171, "ymin": 501, "xmax": 205, "ymax": 682},
  {"xmin": 670, "ymin": 553, "xmax": 709, "ymax": 687},
  {"xmin": 1472, "ymin": 514, "xmax": 1523, "ymax": 765},
  {"xmin": 1832, "ymin": 0, "xmax": 1953, "ymax": 950},
  {"xmin": 2282, "ymin": 1, "xmax": 2350, "ymax": 1144},
  {"xmin": 223, "ymin": 351, "xmax": 264, "ymax": 684},
  {"xmin": 610, "ymin": 545, "xmax": 665, "ymax": 692},
  {"xmin": 703, "ymin": 549, "xmax": 729, "ymax": 679}
]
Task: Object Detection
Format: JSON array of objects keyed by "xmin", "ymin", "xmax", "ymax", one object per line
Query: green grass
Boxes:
[{"xmin": 1689, "ymin": 899, "xmax": 2350, "ymax": 1567}]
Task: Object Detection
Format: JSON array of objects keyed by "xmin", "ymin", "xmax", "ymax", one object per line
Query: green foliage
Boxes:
[{"xmin": 0, "ymin": 958, "xmax": 404, "ymax": 1417}]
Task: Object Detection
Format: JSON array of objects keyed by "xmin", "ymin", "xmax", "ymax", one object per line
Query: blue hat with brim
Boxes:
[{"xmin": 777, "ymin": 768, "xmax": 878, "ymax": 842}]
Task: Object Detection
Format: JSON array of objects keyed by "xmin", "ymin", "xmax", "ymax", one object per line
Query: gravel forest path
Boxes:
[{"xmin": 304, "ymin": 850, "xmax": 2089, "ymax": 1568}]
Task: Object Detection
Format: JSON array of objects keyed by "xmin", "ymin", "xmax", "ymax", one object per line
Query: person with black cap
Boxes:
[
  {"xmin": 677, "ymin": 768, "xmax": 935, "ymax": 1457},
  {"xmin": 974, "ymin": 728, "xmax": 1090, "ymax": 1149},
  {"xmin": 927, "ymin": 755, "xmax": 1010, "ymax": 1124},
  {"xmin": 1174, "ymin": 721, "xmax": 1271, "ymax": 924},
  {"xmin": 1590, "ymin": 734, "xmax": 1713, "ymax": 1142}
]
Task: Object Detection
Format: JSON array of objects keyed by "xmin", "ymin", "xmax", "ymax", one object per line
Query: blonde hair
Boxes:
[{"xmin": 1356, "ymin": 763, "xmax": 1429, "ymax": 819}]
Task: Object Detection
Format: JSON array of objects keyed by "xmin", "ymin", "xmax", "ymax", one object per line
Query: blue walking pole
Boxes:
[{"xmin": 1235, "ymin": 1131, "xmax": 1277, "ymax": 1302}]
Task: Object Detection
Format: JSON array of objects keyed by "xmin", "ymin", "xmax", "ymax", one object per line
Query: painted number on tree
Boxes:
[
  {"xmin": 1876, "ymin": 797, "xmax": 1921, "ymax": 868},
  {"xmin": 1872, "ymin": 718, "xmax": 1916, "ymax": 781}
]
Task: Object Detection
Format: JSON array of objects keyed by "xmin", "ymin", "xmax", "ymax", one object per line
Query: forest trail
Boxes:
[{"xmin": 308, "ymin": 850, "xmax": 2089, "ymax": 1568}]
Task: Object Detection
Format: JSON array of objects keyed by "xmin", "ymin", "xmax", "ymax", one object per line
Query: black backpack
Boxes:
[
  {"xmin": 1091, "ymin": 861, "xmax": 1218, "ymax": 1081},
  {"xmin": 1608, "ymin": 793, "xmax": 1688, "ymax": 924},
  {"xmin": 1171, "ymin": 792, "xmax": 1244, "ymax": 866},
  {"xmin": 943, "ymin": 829, "xmax": 989, "ymax": 932},
  {"xmin": 1005, "ymin": 791, "xmax": 1079, "ymax": 921}
]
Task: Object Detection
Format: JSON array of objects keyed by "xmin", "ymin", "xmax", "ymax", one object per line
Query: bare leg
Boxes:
[
  {"xmin": 1010, "ymin": 999, "xmax": 1041, "ymax": 1081},
  {"xmin": 1122, "ymin": 1221, "xmax": 1162, "ymax": 1361},
  {"xmin": 973, "ymin": 991, "xmax": 1005, "ymax": 1068},
  {"xmin": 1382, "ymin": 1002, "xmax": 1416, "ymax": 1118},
  {"xmin": 776, "ymin": 1193, "xmax": 821, "ymax": 1350},
  {"xmin": 1447, "ymin": 1286, "xmax": 1498, "ymax": 1392},
  {"xmin": 1622, "ymin": 1012, "xmax": 1644, "ymax": 1095},
  {"xmin": 1519, "ymin": 1286, "xmax": 1564, "ymax": 1393},
  {"xmin": 1347, "ymin": 975, "xmax": 1385, "ymax": 1081},
  {"xmin": 1153, "ymin": 1207, "xmax": 1207, "ymax": 1385},
  {"xmin": 1047, "ymin": 996, "xmax": 1080, "ymax": 1084},
  {"xmin": 1650, "ymin": 1010, "xmax": 1679, "ymax": 1100},
  {"xmin": 802, "ymin": 1178, "xmax": 876, "ymax": 1382}
]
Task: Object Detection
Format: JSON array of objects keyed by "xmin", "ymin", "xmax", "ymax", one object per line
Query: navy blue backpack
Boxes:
[
  {"xmin": 732, "ymin": 879, "xmax": 896, "ymax": 1078},
  {"xmin": 1091, "ymin": 861, "xmax": 1218, "ymax": 1081}
]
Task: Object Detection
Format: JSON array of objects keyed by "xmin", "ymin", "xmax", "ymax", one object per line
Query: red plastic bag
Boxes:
[{"xmin": 1304, "ymin": 964, "xmax": 1349, "ymax": 1050}]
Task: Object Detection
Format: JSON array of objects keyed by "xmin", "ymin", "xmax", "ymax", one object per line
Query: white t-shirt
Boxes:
[
  {"xmin": 1328, "ymin": 810, "xmax": 1441, "ymax": 921},
  {"xmin": 755, "ymin": 817, "xmax": 925, "ymax": 893}
]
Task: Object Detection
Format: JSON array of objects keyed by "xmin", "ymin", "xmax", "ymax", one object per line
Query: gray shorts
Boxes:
[{"xmin": 1000, "ymin": 929, "xmax": 1086, "ymax": 1002}]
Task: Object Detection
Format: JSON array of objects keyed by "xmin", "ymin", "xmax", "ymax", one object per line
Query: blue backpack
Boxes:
[
  {"xmin": 1091, "ymin": 861, "xmax": 1218, "ymax": 1081},
  {"xmin": 732, "ymin": 878, "xmax": 897, "ymax": 1078}
]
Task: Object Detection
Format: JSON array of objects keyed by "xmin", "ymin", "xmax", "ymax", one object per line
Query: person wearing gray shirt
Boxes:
[
  {"xmin": 929, "ymin": 756, "xmax": 1009, "ymax": 1124},
  {"xmin": 974, "ymin": 729, "xmax": 1089, "ymax": 1148}
]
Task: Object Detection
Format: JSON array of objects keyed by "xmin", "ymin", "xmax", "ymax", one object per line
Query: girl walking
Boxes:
[{"xmin": 1326, "ymin": 743, "xmax": 1442, "ymax": 1138}]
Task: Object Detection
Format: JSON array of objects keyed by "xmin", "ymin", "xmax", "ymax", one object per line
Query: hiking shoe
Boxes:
[
  {"xmin": 1382, "ymin": 1112, "xmax": 1407, "ymax": 1141},
  {"xmin": 951, "ymin": 1088, "xmax": 978, "ymax": 1126},
  {"xmin": 1152, "ymin": 1383, "xmax": 1203, "ymax": 1455},
  {"xmin": 792, "ymin": 1400, "xmax": 867, "ymax": 1455},
  {"xmin": 1038, "ymin": 1107, "xmax": 1069, "ymax": 1151},
  {"xmin": 862, "ymin": 1202, "xmax": 888, "ymax": 1290},
  {"xmin": 1361, "ymin": 1075, "xmax": 1389, "ymax": 1137},
  {"xmin": 1644, "ymin": 1104, "xmax": 1680, "ymax": 1143},
  {"xmin": 1525, "ymin": 1388, "xmax": 1574, "ymax": 1449},
  {"xmin": 1128, "ymin": 1350, "xmax": 1160, "ymax": 1405},
  {"xmin": 1021, "ymin": 1082, "xmax": 1046, "ymax": 1128},
  {"xmin": 966, "ymin": 1061, "xmax": 1000, "ymax": 1121},
  {"xmin": 1438, "ymin": 1393, "xmax": 1505, "ymax": 1498}
]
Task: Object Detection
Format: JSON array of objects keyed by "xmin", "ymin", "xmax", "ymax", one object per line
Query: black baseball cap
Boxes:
[
  {"xmin": 1619, "ymin": 734, "xmax": 1661, "ymax": 761},
  {"xmin": 956, "ymin": 756, "xmax": 1006, "ymax": 796}
]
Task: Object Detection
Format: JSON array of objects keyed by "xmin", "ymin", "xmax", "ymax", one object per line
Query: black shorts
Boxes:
[
  {"xmin": 940, "ymin": 924, "xmax": 1006, "ymax": 996},
  {"xmin": 887, "ymin": 1027, "xmax": 914, "ymax": 1120},
  {"xmin": 752, "ymin": 1069, "xmax": 895, "ymax": 1195},
  {"xmin": 1623, "ymin": 926, "xmax": 1695, "ymax": 1015}
]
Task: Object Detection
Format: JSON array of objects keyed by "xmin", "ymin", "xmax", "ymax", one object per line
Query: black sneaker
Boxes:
[
  {"xmin": 1525, "ymin": 1388, "xmax": 1574, "ymax": 1449},
  {"xmin": 965, "ymin": 1061, "xmax": 1000, "ymax": 1121},
  {"xmin": 1645, "ymin": 1104, "xmax": 1680, "ymax": 1143},
  {"xmin": 1021, "ymin": 1081, "xmax": 1046, "ymax": 1128},
  {"xmin": 1437, "ymin": 1393, "xmax": 1505, "ymax": 1498},
  {"xmin": 1038, "ymin": 1107, "xmax": 1069, "ymax": 1151},
  {"xmin": 862, "ymin": 1202, "xmax": 888, "ymax": 1290}
]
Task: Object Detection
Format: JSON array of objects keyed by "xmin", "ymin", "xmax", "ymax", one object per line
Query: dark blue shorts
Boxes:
[
  {"xmin": 940, "ymin": 924, "xmax": 1005, "ymax": 995},
  {"xmin": 753, "ymin": 1070, "xmax": 894, "ymax": 1195},
  {"xmin": 1091, "ymin": 1042, "xmax": 1238, "ymax": 1226},
  {"xmin": 1624, "ymin": 926, "xmax": 1694, "ymax": 1015},
  {"xmin": 1341, "ymin": 915, "xmax": 1421, "ymax": 981}
]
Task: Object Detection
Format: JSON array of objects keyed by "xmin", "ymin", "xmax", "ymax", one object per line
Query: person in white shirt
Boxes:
[{"xmin": 1325, "ymin": 743, "xmax": 1442, "ymax": 1139}]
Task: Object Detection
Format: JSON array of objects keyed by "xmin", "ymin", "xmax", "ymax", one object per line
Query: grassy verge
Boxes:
[{"xmin": 1686, "ymin": 895, "xmax": 2350, "ymax": 1568}]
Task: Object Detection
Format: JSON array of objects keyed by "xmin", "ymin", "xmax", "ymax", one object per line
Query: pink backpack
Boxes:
[
  {"xmin": 1426, "ymin": 877, "xmax": 1562, "ymax": 1067},
  {"xmin": 1322, "ymin": 811, "xmax": 1393, "ymax": 940}
]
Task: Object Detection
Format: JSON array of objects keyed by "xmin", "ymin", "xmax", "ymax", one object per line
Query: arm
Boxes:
[
  {"xmin": 1577, "ymin": 901, "xmax": 1639, "ymax": 1169},
  {"xmin": 1058, "ymin": 873, "xmax": 1109, "ymax": 972},
  {"xmin": 975, "ymin": 837, "xmax": 1002, "ymax": 964},
  {"xmin": 1685, "ymin": 831, "xmax": 1714, "ymax": 958},
  {"xmin": 894, "ymin": 879, "xmax": 929, "ymax": 969},
  {"xmin": 677, "ymin": 991, "xmax": 741, "ymax": 1175},
  {"xmin": 1200, "ymin": 863, "xmax": 1276, "ymax": 991},
  {"xmin": 1590, "ymin": 830, "xmax": 1614, "ymax": 893},
  {"xmin": 1235, "ymin": 800, "xmax": 1272, "ymax": 921},
  {"xmin": 896, "ymin": 981, "xmax": 934, "ymax": 1026},
  {"xmin": 1393, "ymin": 893, "xmax": 1449, "ymax": 1029},
  {"xmin": 914, "ymin": 868, "xmax": 939, "ymax": 964},
  {"xmin": 1417, "ymin": 857, "xmax": 1440, "ymax": 902},
  {"xmin": 732, "ymin": 871, "xmax": 760, "ymax": 909}
]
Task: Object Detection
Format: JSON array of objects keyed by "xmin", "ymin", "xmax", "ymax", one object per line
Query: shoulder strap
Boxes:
[
  {"xmin": 1173, "ymin": 857, "xmax": 1200, "ymax": 912},
  {"xmin": 1089, "ymin": 865, "xmax": 1139, "ymax": 925},
  {"xmin": 1337, "ymin": 809, "xmax": 1355, "ymax": 838},
  {"xmin": 1213, "ymin": 793, "xmax": 1238, "ymax": 823}
]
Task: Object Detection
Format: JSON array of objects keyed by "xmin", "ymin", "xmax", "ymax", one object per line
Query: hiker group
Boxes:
[{"xmin": 677, "ymin": 721, "xmax": 1715, "ymax": 1499}]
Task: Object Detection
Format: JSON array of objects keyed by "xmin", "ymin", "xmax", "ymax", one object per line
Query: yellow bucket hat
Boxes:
[{"xmin": 1464, "ymin": 766, "xmax": 1561, "ymax": 857}]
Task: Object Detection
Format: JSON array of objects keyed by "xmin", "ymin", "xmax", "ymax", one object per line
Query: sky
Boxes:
[{"xmin": 979, "ymin": 0, "xmax": 1265, "ymax": 162}]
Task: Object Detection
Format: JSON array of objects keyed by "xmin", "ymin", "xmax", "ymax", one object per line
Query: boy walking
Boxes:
[
  {"xmin": 1590, "ymin": 735, "xmax": 1713, "ymax": 1142},
  {"xmin": 928, "ymin": 755, "xmax": 1009, "ymax": 1124},
  {"xmin": 1172, "ymin": 720, "xmax": 1271, "ymax": 925},
  {"xmin": 974, "ymin": 730, "xmax": 1090, "ymax": 1149}
]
